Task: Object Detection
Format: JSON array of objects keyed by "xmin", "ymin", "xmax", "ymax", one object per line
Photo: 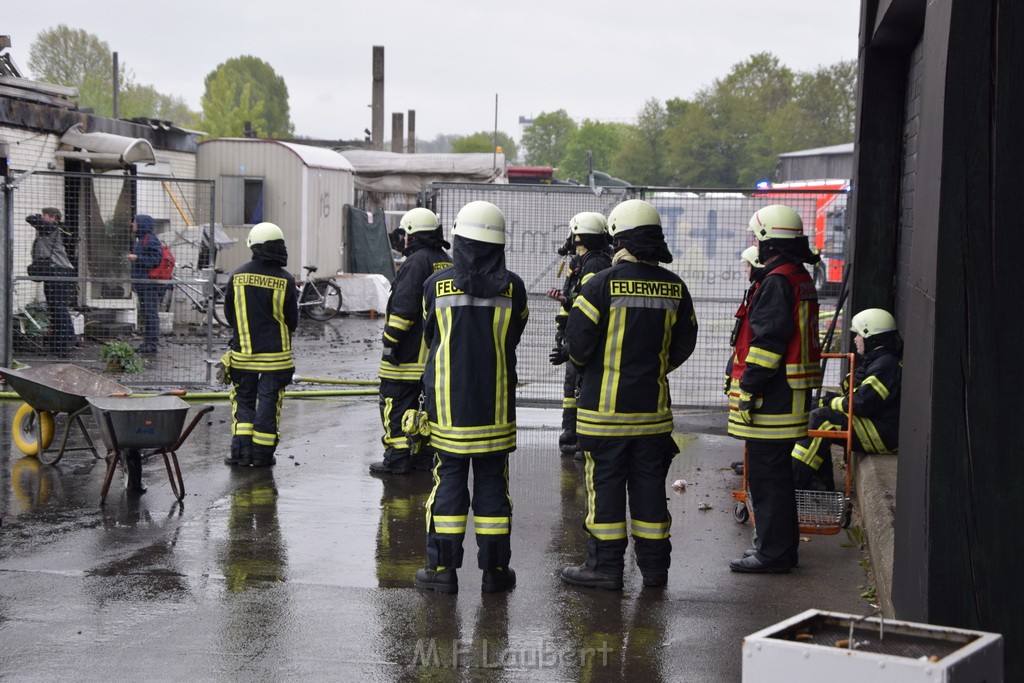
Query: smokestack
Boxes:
[
  {"xmin": 112, "ymin": 51, "xmax": 119, "ymax": 119},
  {"xmin": 407, "ymin": 110, "xmax": 416, "ymax": 154},
  {"xmin": 391, "ymin": 113, "xmax": 404, "ymax": 153},
  {"xmin": 372, "ymin": 46, "xmax": 384, "ymax": 151}
]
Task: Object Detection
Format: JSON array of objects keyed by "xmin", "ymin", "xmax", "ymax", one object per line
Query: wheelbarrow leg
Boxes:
[
  {"xmin": 72, "ymin": 411, "xmax": 100, "ymax": 459},
  {"xmin": 161, "ymin": 450, "xmax": 186, "ymax": 501},
  {"xmin": 100, "ymin": 450, "xmax": 120, "ymax": 505}
]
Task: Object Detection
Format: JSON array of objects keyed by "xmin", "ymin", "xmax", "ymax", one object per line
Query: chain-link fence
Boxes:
[
  {"xmin": 427, "ymin": 183, "xmax": 847, "ymax": 409},
  {"xmin": 6, "ymin": 170, "xmax": 221, "ymax": 386}
]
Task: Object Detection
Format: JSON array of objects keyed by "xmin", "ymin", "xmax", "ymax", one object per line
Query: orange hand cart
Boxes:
[{"xmin": 731, "ymin": 352, "xmax": 857, "ymax": 545}]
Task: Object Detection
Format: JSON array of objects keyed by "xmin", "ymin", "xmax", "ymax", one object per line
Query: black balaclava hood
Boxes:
[
  {"xmin": 451, "ymin": 235, "xmax": 510, "ymax": 299},
  {"xmin": 576, "ymin": 233, "xmax": 610, "ymax": 253},
  {"xmin": 614, "ymin": 225, "xmax": 673, "ymax": 263},
  {"xmin": 404, "ymin": 226, "xmax": 451, "ymax": 256},
  {"xmin": 253, "ymin": 239, "xmax": 288, "ymax": 267},
  {"xmin": 758, "ymin": 235, "xmax": 820, "ymax": 266},
  {"xmin": 865, "ymin": 329, "xmax": 904, "ymax": 356}
]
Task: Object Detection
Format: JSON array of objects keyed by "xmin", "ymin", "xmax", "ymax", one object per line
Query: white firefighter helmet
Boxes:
[
  {"xmin": 748, "ymin": 204, "xmax": 804, "ymax": 242},
  {"xmin": 569, "ymin": 212, "xmax": 608, "ymax": 235},
  {"xmin": 452, "ymin": 201, "xmax": 505, "ymax": 244},
  {"xmin": 850, "ymin": 308, "xmax": 897, "ymax": 338},
  {"xmin": 399, "ymin": 207, "xmax": 440, "ymax": 235},
  {"xmin": 246, "ymin": 222, "xmax": 285, "ymax": 248},
  {"xmin": 607, "ymin": 199, "xmax": 661, "ymax": 238},
  {"xmin": 740, "ymin": 245, "xmax": 763, "ymax": 268}
]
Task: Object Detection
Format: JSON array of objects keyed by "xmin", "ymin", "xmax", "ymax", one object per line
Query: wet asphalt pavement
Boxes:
[{"xmin": 0, "ymin": 318, "xmax": 872, "ymax": 681}]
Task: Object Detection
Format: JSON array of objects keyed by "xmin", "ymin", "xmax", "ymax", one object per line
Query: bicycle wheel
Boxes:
[{"xmin": 303, "ymin": 280, "xmax": 342, "ymax": 321}]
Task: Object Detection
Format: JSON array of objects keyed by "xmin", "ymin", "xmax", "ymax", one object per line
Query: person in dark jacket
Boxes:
[
  {"xmin": 727, "ymin": 204, "xmax": 822, "ymax": 574},
  {"xmin": 27, "ymin": 208, "xmax": 76, "ymax": 356},
  {"xmin": 370, "ymin": 207, "xmax": 452, "ymax": 475},
  {"xmin": 128, "ymin": 214, "xmax": 164, "ymax": 354},
  {"xmin": 559, "ymin": 199, "xmax": 698, "ymax": 590},
  {"xmin": 414, "ymin": 201, "xmax": 528, "ymax": 595},
  {"xmin": 792, "ymin": 308, "xmax": 903, "ymax": 491},
  {"xmin": 546, "ymin": 211, "xmax": 612, "ymax": 459},
  {"xmin": 222, "ymin": 222, "xmax": 298, "ymax": 468}
]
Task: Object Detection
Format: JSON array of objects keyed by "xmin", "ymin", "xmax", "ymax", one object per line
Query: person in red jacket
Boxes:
[{"xmin": 727, "ymin": 204, "xmax": 822, "ymax": 574}]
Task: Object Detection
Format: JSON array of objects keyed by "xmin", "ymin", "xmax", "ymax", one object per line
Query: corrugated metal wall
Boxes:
[{"xmin": 196, "ymin": 140, "xmax": 352, "ymax": 280}]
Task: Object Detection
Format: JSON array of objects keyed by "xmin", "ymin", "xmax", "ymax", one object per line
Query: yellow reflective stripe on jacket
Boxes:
[
  {"xmin": 598, "ymin": 306, "xmax": 627, "ymax": 412},
  {"xmin": 378, "ymin": 360, "xmax": 426, "ymax": 381},
  {"xmin": 746, "ymin": 345, "xmax": 782, "ymax": 370},
  {"xmin": 574, "ymin": 294, "xmax": 600, "ymax": 324},
  {"xmin": 861, "ymin": 375, "xmax": 890, "ymax": 400},
  {"xmin": 386, "ymin": 314, "xmax": 413, "ymax": 332},
  {"xmin": 631, "ymin": 518, "xmax": 671, "ymax": 540},
  {"xmin": 229, "ymin": 350, "xmax": 295, "ymax": 371},
  {"xmin": 492, "ymin": 307, "xmax": 511, "ymax": 424},
  {"xmin": 474, "ymin": 516, "xmax": 511, "ymax": 536},
  {"xmin": 562, "ymin": 396, "xmax": 576, "ymax": 410},
  {"xmin": 786, "ymin": 362, "xmax": 823, "ymax": 389}
]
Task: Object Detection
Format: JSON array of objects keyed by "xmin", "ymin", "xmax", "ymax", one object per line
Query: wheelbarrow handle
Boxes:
[{"xmin": 167, "ymin": 404, "xmax": 215, "ymax": 452}]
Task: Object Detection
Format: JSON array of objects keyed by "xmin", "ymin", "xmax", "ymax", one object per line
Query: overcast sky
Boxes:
[{"xmin": 5, "ymin": 1, "xmax": 861, "ymax": 143}]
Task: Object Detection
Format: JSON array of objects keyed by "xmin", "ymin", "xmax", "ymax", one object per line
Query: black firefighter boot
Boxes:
[
  {"xmin": 369, "ymin": 448, "xmax": 412, "ymax": 475},
  {"xmin": 224, "ymin": 437, "xmax": 252, "ymax": 466},
  {"xmin": 560, "ymin": 542, "xmax": 624, "ymax": 590},
  {"xmin": 414, "ymin": 566, "xmax": 458, "ymax": 594},
  {"xmin": 249, "ymin": 444, "xmax": 277, "ymax": 468}
]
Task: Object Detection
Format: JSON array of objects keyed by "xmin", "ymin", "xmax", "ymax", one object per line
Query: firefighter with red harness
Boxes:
[{"xmin": 727, "ymin": 204, "xmax": 822, "ymax": 573}]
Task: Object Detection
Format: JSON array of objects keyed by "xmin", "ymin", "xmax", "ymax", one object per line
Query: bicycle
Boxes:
[
  {"xmin": 296, "ymin": 265, "xmax": 343, "ymax": 321},
  {"xmin": 162, "ymin": 264, "xmax": 229, "ymax": 327}
]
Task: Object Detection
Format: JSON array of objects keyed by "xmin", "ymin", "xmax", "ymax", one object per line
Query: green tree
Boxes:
[
  {"xmin": 200, "ymin": 56, "xmax": 292, "ymax": 138},
  {"xmin": 557, "ymin": 120, "xmax": 630, "ymax": 183},
  {"xmin": 521, "ymin": 110, "xmax": 578, "ymax": 167},
  {"xmin": 611, "ymin": 98, "xmax": 670, "ymax": 186},
  {"xmin": 28, "ymin": 25, "xmax": 110, "ymax": 87},
  {"xmin": 663, "ymin": 52, "xmax": 796, "ymax": 186},
  {"xmin": 200, "ymin": 72, "xmax": 266, "ymax": 138},
  {"xmin": 28, "ymin": 25, "xmax": 198, "ymax": 123},
  {"xmin": 450, "ymin": 131, "xmax": 518, "ymax": 161},
  {"xmin": 766, "ymin": 60, "xmax": 858, "ymax": 153}
]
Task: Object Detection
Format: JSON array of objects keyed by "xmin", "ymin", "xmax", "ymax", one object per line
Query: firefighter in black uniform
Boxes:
[
  {"xmin": 414, "ymin": 201, "xmax": 529, "ymax": 595},
  {"xmin": 370, "ymin": 207, "xmax": 452, "ymax": 475},
  {"xmin": 547, "ymin": 211, "xmax": 612, "ymax": 458},
  {"xmin": 559, "ymin": 199, "xmax": 698, "ymax": 590},
  {"xmin": 222, "ymin": 222, "xmax": 298, "ymax": 468},
  {"xmin": 792, "ymin": 308, "xmax": 902, "ymax": 491},
  {"xmin": 727, "ymin": 204, "xmax": 822, "ymax": 573}
]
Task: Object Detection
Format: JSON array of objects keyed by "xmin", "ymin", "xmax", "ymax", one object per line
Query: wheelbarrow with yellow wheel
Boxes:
[{"xmin": 0, "ymin": 364, "xmax": 130, "ymax": 465}]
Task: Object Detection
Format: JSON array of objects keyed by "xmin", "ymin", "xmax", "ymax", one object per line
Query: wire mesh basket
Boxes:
[{"xmin": 796, "ymin": 489, "xmax": 847, "ymax": 529}]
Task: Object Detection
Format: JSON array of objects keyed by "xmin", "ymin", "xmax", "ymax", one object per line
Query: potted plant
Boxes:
[{"xmin": 99, "ymin": 341, "xmax": 145, "ymax": 374}]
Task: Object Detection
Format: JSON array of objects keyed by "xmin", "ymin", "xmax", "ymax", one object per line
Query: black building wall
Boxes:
[{"xmin": 852, "ymin": 0, "xmax": 1024, "ymax": 676}]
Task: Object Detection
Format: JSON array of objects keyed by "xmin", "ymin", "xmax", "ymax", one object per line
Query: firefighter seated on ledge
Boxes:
[{"xmin": 791, "ymin": 308, "xmax": 903, "ymax": 492}]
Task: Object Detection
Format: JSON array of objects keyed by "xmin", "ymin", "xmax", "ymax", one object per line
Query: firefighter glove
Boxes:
[
  {"xmin": 216, "ymin": 351, "xmax": 232, "ymax": 385},
  {"xmin": 548, "ymin": 343, "xmax": 569, "ymax": 366},
  {"xmin": 819, "ymin": 391, "xmax": 839, "ymax": 408},
  {"xmin": 723, "ymin": 375, "xmax": 731, "ymax": 396},
  {"xmin": 737, "ymin": 390, "xmax": 758, "ymax": 424}
]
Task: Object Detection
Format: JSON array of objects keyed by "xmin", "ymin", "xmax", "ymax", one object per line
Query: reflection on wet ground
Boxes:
[{"xmin": 0, "ymin": 394, "xmax": 870, "ymax": 681}]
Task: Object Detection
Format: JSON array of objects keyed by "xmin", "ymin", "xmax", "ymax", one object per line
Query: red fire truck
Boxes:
[{"xmin": 756, "ymin": 179, "xmax": 850, "ymax": 290}]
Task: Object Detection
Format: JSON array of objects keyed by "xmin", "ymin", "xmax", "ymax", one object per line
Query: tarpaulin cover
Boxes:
[{"xmin": 344, "ymin": 204, "xmax": 396, "ymax": 283}]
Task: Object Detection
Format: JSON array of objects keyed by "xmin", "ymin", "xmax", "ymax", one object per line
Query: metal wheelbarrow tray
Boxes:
[
  {"xmin": 0, "ymin": 364, "xmax": 130, "ymax": 465},
  {"xmin": 87, "ymin": 395, "xmax": 214, "ymax": 504}
]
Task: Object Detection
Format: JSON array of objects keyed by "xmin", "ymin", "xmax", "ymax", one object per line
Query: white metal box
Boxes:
[{"xmin": 743, "ymin": 609, "xmax": 1002, "ymax": 682}]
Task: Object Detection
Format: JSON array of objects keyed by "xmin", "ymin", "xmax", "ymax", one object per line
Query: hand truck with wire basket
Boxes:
[{"xmin": 731, "ymin": 352, "xmax": 857, "ymax": 545}]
